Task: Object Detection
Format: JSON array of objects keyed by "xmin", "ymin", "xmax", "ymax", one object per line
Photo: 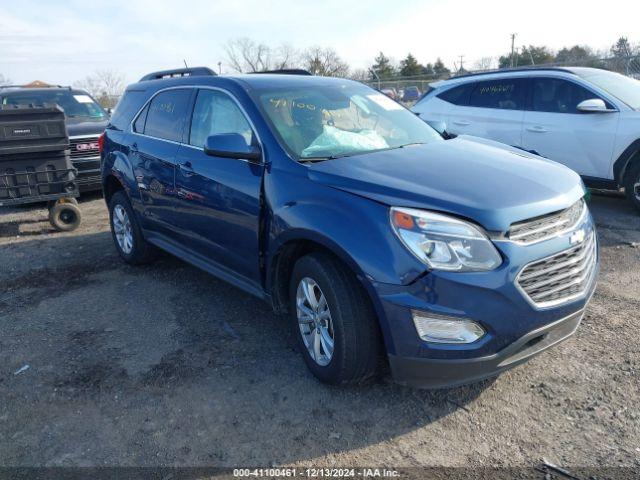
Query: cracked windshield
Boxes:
[{"xmin": 257, "ymin": 84, "xmax": 442, "ymax": 159}]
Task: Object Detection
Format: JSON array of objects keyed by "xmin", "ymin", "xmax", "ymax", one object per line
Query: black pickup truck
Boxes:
[{"xmin": 0, "ymin": 86, "xmax": 108, "ymax": 192}]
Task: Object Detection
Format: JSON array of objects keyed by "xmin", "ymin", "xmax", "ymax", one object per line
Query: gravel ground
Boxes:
[{"xmin": 0, "ymin": 192, "xmax": 639, "ymax": 472}]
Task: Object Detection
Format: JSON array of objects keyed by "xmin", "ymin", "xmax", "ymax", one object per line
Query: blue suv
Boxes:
[{"xmin": 100, "ymin": 67, "xmax": 598, "ymax": 388}]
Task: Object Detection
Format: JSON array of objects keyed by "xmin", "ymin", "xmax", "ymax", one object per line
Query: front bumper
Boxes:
[
  {"xmin": 370, "ymin": 211, "xmax": 598, "ymax": 389},
  {"xmin": 388, "ymin": 308, "xmax": 583, "ymax": 388}
]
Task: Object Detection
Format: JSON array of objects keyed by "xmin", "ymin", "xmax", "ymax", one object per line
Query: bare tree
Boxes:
[
  {"xmin": 224, "ymin": 38, "xmax": 274, "ymax": 72},
  {"xmin": 74, "ymin": 70, "xmax": 125, "ymax": 108},
  {"xmin": 302, "ymin": 46, "xmax": 349, "ymax": 77},
  {"xmin": 473, "ymin": 57, "xmax": 495, "ymax": 71},
  {"xmin": 0, "ymin": 73, "xmax": 11, "ymax": 86},
  {"xmin": 224, "ymin": 38, "xmax": 303, "ymax": 72},
  {"xmin": 350, "ymin": 69, "xmax": 370, "ymax": 82},
  {"xmin": 272, "ymin": 43, "xmax": 301, "ymax": 70}
]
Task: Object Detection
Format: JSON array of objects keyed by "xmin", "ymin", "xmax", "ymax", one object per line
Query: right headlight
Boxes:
[{"xmin": 390, "ymin": 207, "xmax": 502, "ymax": 272}]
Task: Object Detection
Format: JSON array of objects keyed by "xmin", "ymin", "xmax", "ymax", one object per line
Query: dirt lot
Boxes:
[{"xmin": 0, "ymin": 192, "xmax": 639, "ymax": 472}]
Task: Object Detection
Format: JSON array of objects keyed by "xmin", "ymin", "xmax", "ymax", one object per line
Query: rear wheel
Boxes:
[
  {"xmin": 108, "ymin": 191, "xmax": 157, "ymax": 264},
  {"xmin": 289, "ymin": 252, "xmax": 381, "ymax": 385},
  {"xmin": 624, "ymin": 161, "xmax": 640, "ymax": 212}
]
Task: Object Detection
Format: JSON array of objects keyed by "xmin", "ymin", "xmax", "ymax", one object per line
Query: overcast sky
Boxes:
[{"xmin": 1, "ymin": 0, "xmax": 638, "ymax": 85}]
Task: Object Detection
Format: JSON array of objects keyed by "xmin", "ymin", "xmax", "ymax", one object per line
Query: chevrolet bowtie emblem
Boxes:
[{"xmin": 570, "ymin": 229, "xmax": 586, "ymax": 245}]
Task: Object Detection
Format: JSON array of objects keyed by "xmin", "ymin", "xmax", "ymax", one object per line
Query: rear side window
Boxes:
[
  {"xmin": 437, "ymin": 83, "xmax": 473, "ymax": 106},
  {"xmin": 143, "ymin": 89, "xmax": 192, "ymax": 142},
  {"xmin": 133, "ymin": 104, "xmax": 149, "ymax": 133},
  {"xmin": 469, "ymin": 79, "xmax": 525, "ymax": 110},
  {"xmin": 531, "ymin": 78, "xmax": 607, "ymax": 113},
  {"xmin": 110, "ymin": 89, "xmax": 148, "ymax": 131}
]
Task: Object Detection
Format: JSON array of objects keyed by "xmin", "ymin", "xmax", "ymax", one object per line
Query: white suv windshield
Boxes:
[
  {"xmin": 255, "ymin": 84, "xmax": 442, "ymax": 159},
  {"xmin": 577, "ymin": 70, "xmax": 640, "ymax": 110}
]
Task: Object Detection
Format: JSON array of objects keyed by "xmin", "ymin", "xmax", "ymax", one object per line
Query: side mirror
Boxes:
[
  {"xmin": 204, "ymin": 133, "xmax": 261, "ymax": 162},
  {"xmin": 577, "ymin": 98, "xmax": 615, "ymax": 113}
]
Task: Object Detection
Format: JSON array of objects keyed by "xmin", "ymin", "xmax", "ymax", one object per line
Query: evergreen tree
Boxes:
[
  {"xmin": 555, "ymin": 45, "xmax": 603, "ymax": 67},
  {"xmin": 498, "ymin": 45, "xmax": 554, "ymax": 68},
  {"xmin": 371, "ymin": 52, "xmax": 395, "ymax": 79},
  {"xmin": 399, "ymin": 53, "xmax": 423, "ymax": 77},
  {"xmin": 433, "ymin": 58, "xmax": 450, "ymax": 77},
  {"xmin": 422, "ymin": 63, "xmax": 435, "ymax": 76}
]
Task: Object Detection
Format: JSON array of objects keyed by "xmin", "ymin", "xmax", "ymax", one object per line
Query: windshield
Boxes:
[
  {"xmin": 576, "ymin": 70, "xmax": 640, "ymax": 110},
  {"xmin": 0, "ymin": 90, "xmax": 108, "ymax": 120},
  {"xmin": 255, "ymin": 83, "xmax": 442, "ymax": 159}
]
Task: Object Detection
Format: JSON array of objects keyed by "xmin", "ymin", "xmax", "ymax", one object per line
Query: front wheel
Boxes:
[
  {"xmin": 625, "ymin": 162, "xmax": 640, "ymax": 212},
  {"xmin": 289, "ymin": 252, "xmax": 381, "ymax": 385}
]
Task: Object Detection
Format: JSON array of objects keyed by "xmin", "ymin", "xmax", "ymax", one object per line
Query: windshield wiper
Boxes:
[
  {"xmin": 300, "ymin": 152, "xmax": 362, "ymax": 162},
  {"xmin": 395, "ymin": 142, "xmax": 426, "ymax": 149},
  {"xmin": 300, "ymin": 143, "xmax": 427, "ymax": 163}
]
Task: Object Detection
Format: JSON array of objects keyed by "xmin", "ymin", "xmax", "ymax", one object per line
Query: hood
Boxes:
[
  {"xmin": 66, "ymin": 117, "xmax": 109, "ymax": 137},
  {"xmin": 307, "ymin": 135, "xmax": 585, "ymax": 232}
]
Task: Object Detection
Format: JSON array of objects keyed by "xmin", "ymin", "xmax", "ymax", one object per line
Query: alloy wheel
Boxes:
[
  {"xmin": 113, "ymin": 204, "xmax": 133, "ymax": 254},
  {"xmin": 296, "ymin": 277, "xmax": 335, "ymax": 366}
]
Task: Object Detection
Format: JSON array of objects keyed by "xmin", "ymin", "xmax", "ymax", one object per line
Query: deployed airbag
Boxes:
[{"xmin": 302, "ymin": 125, "xmax": 388, "ymax": 157}]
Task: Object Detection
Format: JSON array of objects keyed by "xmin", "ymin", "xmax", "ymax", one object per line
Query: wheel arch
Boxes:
[
  {"xmin": 266, "ymin": 232, "xmax": 392, "ymax": 357},
  {"xmin": 613, "ymin": 138, "xmax": 640, "ymax": 185},
  {"xmin": 267, "ymin": 231, "xmax": 374, "ymax": 315},
  {"xmin": 103, "ymin": 174, "xmax": 125, "ymax": 205}
]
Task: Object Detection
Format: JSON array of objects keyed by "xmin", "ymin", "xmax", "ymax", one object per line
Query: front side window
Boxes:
[
  {"xmin": 143, "ymin": 89, "xmax": 192, "ymax": 142},
  {"xmin": 531, "ymin": 78, "xmax": 602, "ymax": 113},
  {"xmin": 189, "ymin": 90, "xmax": 254, "ymax": 148},
  {"xmin": 469, "ymin": 79, "xmax": 525, "ymax": 110},
  {"xmin": 254, "ymin": 83, "xmax": 442, "ymax": 159}
]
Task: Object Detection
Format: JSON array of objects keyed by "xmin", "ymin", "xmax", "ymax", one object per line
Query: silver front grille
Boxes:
[
  {"xmin": 69, "ymin": 136, "xmax": 100, "ymax": 160},
  {"xmin": 508, "ymin": 199, "xmax": 586, "ymax": 244},
  {"xmin": 517, "ymin": 230, "xmax": 597, "ymax": 308}
]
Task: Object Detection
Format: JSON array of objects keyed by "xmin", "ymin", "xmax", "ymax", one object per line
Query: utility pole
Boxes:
[
  {"xmin": 510, "ymin": 33, "xmax": 517, "ymax": 68},
  {"xmin": 458, "ymin": 55, "xmax": 465, "ymax": 72},
  {"xmin": 217, "ymin": 62, "xmax": 222, "ymax": 74}
]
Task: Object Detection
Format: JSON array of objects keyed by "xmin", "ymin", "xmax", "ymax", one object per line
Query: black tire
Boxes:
[
  {"xmin": 624, "ymin": 161, "xmax": 640, "ymax": 212},
  {"xmin": 288, "ymin": 252, "xmax": 381, "ymax": 385},
  {"xmin": 49, "ymin": 202, "xmax": 81, "ymax": 231},
  {"xmin": 108, "ymin": 190, "xmax": 157, "ymax": 264}
]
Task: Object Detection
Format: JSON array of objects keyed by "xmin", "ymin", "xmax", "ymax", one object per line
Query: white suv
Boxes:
[{"xmin": 412, "ymin": 67, "xmax": 640, "ymax": 211}]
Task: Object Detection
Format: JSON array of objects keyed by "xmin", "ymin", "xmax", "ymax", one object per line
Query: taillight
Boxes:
[{"xmin": 98, "ymin": 132, "xmax": 105, "ymax": 153}]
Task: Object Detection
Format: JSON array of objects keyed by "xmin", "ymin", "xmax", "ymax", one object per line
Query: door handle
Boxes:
[
  {"xmin": 453, "ymin": 120, "xmax": 471, "ymax": 126},
  {"xmin": 526, "ymin": 126, "xmax": 548, "ymax": 133},
  {"xmin": 179, "ymin": 161, "xmax": 195, "ymax": 176}
]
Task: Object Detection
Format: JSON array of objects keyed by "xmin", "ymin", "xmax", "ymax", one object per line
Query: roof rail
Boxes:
[
  {"xmin": 450, "ymin": 66, "xmax": 576, "ymax": 80},
  {"xmin": 250, "ymin": 69, "xmax": 313, "ymax": 76},
  {"xmin": 139, "ymin": 67, "xmax": 217, "ymax": 82}
]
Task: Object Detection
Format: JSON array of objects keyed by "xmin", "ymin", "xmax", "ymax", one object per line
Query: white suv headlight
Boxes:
[{"xmin": 390, "ymin": 207, "xmax": 502, "ymax": 272}]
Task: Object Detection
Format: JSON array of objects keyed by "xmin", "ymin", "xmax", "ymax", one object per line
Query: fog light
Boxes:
[{"xmin": 412, "ymin": 311, "xmax": 485, "ymax": 344}]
